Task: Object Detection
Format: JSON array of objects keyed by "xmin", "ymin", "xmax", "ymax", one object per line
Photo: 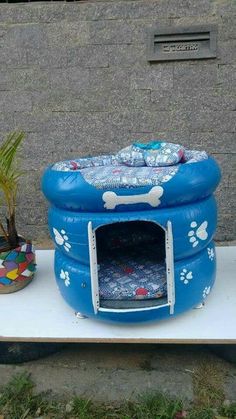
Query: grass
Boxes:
[
  {"xmin": 219, "ymin": 402, "xmax": 236, "ymax": 418},
  {"xmin": 0, "ymin": 372, "xmax": 235, "ymax": 419},
  {"xmin": 192, "ymin": 360, "xmax": 225, "ymax": 409},
  {"xmin": 0, "ymin": 372, "xmax": 61, "ymax": 419}
]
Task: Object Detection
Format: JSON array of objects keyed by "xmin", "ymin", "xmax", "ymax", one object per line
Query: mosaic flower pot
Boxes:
[{"xmin": 0, "ymin": 239, "xmax": 36, "ymax": 294}]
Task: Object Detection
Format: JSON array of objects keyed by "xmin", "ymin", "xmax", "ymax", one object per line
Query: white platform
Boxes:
[{"xmin": 0, "ymin": 247, "xmax": 235, "ymax": 343}]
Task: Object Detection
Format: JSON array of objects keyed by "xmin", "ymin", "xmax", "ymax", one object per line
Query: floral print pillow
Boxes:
[
  {"xmin": 144, "ymin": 142, "xmax": 185, "ymax": 167},
  {"xmin": 116, "ymin": 145, "xmax": 146, "ymax": 167},
  {"xmin": 116, "ymin": 142, "xmax": 185, "ymax": 167}
]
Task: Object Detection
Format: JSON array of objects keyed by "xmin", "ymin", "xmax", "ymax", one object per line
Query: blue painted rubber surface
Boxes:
[
  {"xmin": 48, "ymin": 196, "xmax": 217, "ymax": 264},
  {"xmin": 42, "ymin": 157, "xmax": 221, "ymax": 212},
  {"xmin": 54, "ymin": 244, "xmax": 216, "ymax": 324},
  {"xmin": 42, "ymin": 155, "xmax": 221, "ymax": 323}
]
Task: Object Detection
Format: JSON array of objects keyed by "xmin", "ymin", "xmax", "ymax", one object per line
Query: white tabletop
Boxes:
[{"xmin": 0, "ymin": 247, "xmax": 235, "ymax": 343}]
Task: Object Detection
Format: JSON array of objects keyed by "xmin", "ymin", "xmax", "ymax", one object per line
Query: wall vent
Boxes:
[{"xmin": 148, "ymin": 25, "xmax": 217, "ymax": 62}]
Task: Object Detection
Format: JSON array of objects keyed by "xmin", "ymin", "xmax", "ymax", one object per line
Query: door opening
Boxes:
[{"xmin": 93, "ymin": 220, "xmax": 172, "ymax": 311}]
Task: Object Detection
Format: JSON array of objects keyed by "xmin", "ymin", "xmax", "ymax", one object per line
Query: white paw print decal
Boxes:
[
  {"xmin": 188, "ymin": 221, "xmax": 208, "ymax": 247},
  {"xmin": 60, "ymin": 269, "xmax": 70, "ymax": 287},
  {"xmin": 53, "ymin": 228, "xmax": 71, "ymax": 252},
  {"xmin": 203, "ymin": 286, "xmax": 211, "ymax": 299},
  {"xmin": 180, "ymin": 269, "xmax": 193, "ymax": 284},
  {"xmin": 207, "ymin": 247, "xmax": 215, "ymax": 261}
]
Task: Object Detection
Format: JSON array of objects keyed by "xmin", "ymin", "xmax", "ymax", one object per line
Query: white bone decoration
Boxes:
[{"xmin": 102, "ymin": 186, "xmax": 164, "ymax": 210}]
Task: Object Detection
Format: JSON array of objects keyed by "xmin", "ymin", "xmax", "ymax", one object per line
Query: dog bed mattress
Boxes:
[
  {"xmin": 98, "ymin": 246, "xmax": 166, "ymax": 301},
  {"xmin": 42, "ymin": 143, "xmax": 220, "ymax": 212}
]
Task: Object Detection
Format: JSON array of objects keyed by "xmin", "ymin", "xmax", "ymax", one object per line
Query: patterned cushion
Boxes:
[
  {"xmin": 117, "ymin": 142, "xmax": 185, "ymax": 167},
  {"xmin": 98, "ymin": 247, "xmax": 167, "ymax": 300},
  {"xmin": 183, "ymin": 149, "xmax": 208, "ymax": 164},
  {"xmin": 144, "ymin": 142, "xmax": 185, "ymax": 167},
  {"xmin": 51, "ymin": 142, "xmax": 208, "ymax": 190},
  {"xmin": 81, "ymin": 164, "xmax": 179, "ymax": 189},
  {"xmin": 116, "ymin": 145, "xmax": 146, "ymax": 167},
  {"xmin": 52, "ymin": 155, "xmax": 118, "ymax": 172}
]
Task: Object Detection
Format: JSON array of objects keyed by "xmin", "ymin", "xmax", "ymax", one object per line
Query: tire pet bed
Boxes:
[{"xmin": 42, "ymin": 142, "xmax": 221, "ymax": 323}]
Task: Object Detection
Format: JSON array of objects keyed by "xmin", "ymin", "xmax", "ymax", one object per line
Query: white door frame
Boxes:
[
  {"xmin": 88, "ymin": 221, "xmax": 100, "ymax": 314},
  {"xmin": 165, "ymin": 220, "xmax": 175, "ymax": 315},
  {"xmin": 88, "ymin": 220, "xmax": 175, "ymax": 315}
]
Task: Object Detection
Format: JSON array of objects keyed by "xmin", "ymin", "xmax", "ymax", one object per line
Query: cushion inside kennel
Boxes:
[
  {"xmin": 98, "ymin": 248, "xmax": 166, "ymax": 301},
  {"xmin": 97, "ymin": 221, "xmax": 166, "ymax": 301}
]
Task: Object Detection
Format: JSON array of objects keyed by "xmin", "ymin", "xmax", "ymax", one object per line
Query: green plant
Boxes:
[
  {"xmin": 219, "ymin": 402, "xmax": 236, "ymax": 418},
  {"xmin": 187, "ymin": 407, "xmax": 215, "ymax": 419},
  {"xmin": 0, "ymin": 131, "xmax": 25, "ymax": 250},
  {"xmin": 2, "ymin": 373, "xmax": 236, "ymax": 419},
  {"xmin": 71, "ymin": 397, "xmax": 94, "ymax": 418},
  {"xmin": 0, "ymin": 372, "xmax": 57, "ymax": 419},
  {"xmin": 192, "ymin": 361, "xmax": 225, "ymax": 409}
]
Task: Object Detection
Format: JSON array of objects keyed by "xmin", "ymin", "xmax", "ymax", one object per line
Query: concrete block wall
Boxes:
[{"xmin": 0, "ymin": 0, "xmax": 235, "ymax": 243}]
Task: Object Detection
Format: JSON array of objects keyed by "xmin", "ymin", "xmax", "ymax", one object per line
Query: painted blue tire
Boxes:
[
  {"xmin": 48, "ymin": 196, "xmax": 217, "ymax": 264},
  {"xmin": 42, "ymin": 157, "xmax": 221, "ymax": 212},
  {"xmin": 55, "ymin": 243, "xmax": 216, "ymax": 324},
  {"xmin": 42, "ymin": 152, "xmax": 220, "ymax": 324}
]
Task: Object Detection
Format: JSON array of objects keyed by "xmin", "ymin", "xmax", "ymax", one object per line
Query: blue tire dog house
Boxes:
[{"xmin": 42, "ymin": 142, "xmax": 221, "ymax": 323}]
